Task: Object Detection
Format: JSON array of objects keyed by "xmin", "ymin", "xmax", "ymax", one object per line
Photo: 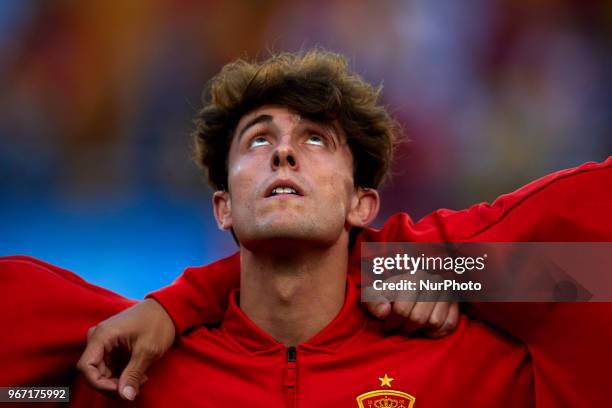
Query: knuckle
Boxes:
[
  {"xmin": 136, "ymin": 344, "xmax": 162, "ymax": 359},
  {"xmin": 428, "ymin": 315, "xmax": 443, "ymax": 329},
  {"xmin": 99, "ymin": 326, "xmax": 122, "ymax": 341},
  {"xmin": 442, "ymin": 317, "xmax": 459, "ymax": 332},
  {"xmin": 409, "ymin": 311, "xmax": 429, "ymax": 326},
  {"xmin": 123, "ymin": 370, "xmax": 142, "ymax": 383},
  {"xmin": 87, "ymin": 326, "xmax": 97, "ymax": 338},
  {"xmin": 393, "ymin": 302, "xmax": 412, "ymax": 317},
  {"xmin": 91, "ymin": 323, "xmax": 111, "ymax": 337}
]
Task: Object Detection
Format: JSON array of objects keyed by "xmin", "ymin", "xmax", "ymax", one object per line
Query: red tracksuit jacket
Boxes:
[
  {"xmin": 3, "ymin": 259, "xmax": 531, "ymax": 407},
  {"xmin": 1, "ymin": 156, "xmax": 611, "ymax": 407},
  {"xmin": 75, "ymin": 279, "xmax": 534, "ymax": 407}
]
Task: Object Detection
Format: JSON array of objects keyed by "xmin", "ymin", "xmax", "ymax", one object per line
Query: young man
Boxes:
[
  {"xmin": 2, "ymin": 50, "xmax": 611, "ymax": 406},
  {"xmin": 75, "ymin": 50, "xmax": 612, "ymax": 405}
]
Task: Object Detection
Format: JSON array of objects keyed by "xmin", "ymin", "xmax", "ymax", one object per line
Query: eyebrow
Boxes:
[{"xmin": 237, "ymin": 114, "xmax": 274, "ymax": 140}]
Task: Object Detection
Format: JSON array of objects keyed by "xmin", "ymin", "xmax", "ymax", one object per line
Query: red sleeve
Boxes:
[
  {"xmin": 356, "ymin": 156, "xmax": 612, "ymax": 407},
  {"xmin": 146, "ymin": 253, "xmax": 240, "ymax": 334},
  {"xmin": 0, "ymin": 256, "xmax": 134, "ymax": 387},
  {"xmin": 353, "ymin": 155, "xmax": 612, "ymax": 246}
]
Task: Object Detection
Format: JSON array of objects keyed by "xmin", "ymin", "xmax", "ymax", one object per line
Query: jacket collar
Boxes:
[{"xmin": 221, "ymin": 276, "xmax": 366, "ymax": 354}]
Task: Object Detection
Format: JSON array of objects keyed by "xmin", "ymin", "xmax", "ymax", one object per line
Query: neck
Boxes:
[{"xmin": 239, "ymin": 239, "xmax": 349, "ymax": 346}]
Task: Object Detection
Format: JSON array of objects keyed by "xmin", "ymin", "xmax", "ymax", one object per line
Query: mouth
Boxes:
[{"xmin": 264, "ymin": 179, "xmax": 305, "ymax": 198}]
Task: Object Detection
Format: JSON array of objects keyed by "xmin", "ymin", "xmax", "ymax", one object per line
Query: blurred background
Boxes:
[{"xmin": 1, "ymin": 0, "xmax": 610, "ymax": 299}]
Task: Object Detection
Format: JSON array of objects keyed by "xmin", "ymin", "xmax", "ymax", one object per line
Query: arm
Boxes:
[
  {"xmin": 146, "ymin": 253, "xmax": 240, "ymax": 335},
  {"xmin": 464, "ymin": 157, "xmax": 612, "ymax": 407},
  {"xmin": 78, "ymin": 253, "xmax": 241, "ymax": 400},
  {"xmin": 365, "ymin": 156, "xmax": 612, "ymax": 406},
  {"xmin": 80, "ymin": 156, "xmax": 611, "ymax": 402},
  {"xmin": 362, "ymin": 155, "xmax": 611, "ymax": 407},
  {"xmin": 354, "ymin": 155, "xmax": 612, "ymax": 246},
  {"xmin": 0, "ymin": 256, "xmax": 133, "ymax": 386}
]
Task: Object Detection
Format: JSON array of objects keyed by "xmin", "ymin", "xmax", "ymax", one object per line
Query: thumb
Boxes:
[
  {"xmin": 362, "ymin": 285, "xmax": 393, "ymax": 319},
  {"xmin": 118, "ymin": 350, "xmax": 154, "ymax": 401}
]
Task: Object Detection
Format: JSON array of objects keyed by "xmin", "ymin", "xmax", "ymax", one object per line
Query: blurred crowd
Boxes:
[{"xmin": 1, "ymin": 0, "xmax": 610, "ymax": 298}]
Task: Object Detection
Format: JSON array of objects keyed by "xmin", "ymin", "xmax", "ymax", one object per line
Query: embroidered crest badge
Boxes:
[{"xmin": 356, "ymin": 374, "xmax": 415, "ymax": 408}]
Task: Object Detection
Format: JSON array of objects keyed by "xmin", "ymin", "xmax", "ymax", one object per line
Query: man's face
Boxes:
[{"xmin": 213, "ymin": 105, "xmax": 375, "ymax": 250}]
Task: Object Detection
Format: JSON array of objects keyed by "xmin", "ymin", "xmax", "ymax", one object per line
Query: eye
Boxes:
[
  {"xmin": 249, "ymin": 136, "xmax": 270, "ymax": 148},
  {"xmin": 305, "ymin": 134, "xmax": 325, "ymax": 146}
]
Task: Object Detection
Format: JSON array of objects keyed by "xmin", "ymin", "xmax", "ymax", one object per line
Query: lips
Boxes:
[{"xmin": 264, "ymin": 179, "xmax": 305, "ymax": 197}]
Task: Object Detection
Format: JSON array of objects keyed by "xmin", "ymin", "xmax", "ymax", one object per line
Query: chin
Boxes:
[
  {"xmin": 260, "ymin": 224, "xmax": 319, "ymax": 241},
  {"xmin": 238, "ymin": 224, "xmax": 338, "ymax": 251}
]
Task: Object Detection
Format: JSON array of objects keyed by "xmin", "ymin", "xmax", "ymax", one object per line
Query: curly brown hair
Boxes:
[{"xmin": 192, "ymin": 50, "xmax": 400, "ymax": 191}]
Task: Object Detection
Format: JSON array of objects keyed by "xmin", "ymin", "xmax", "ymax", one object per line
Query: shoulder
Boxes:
[{"xmin": 0, "ymin": 254, "xmax": 133, "ymax": 305}]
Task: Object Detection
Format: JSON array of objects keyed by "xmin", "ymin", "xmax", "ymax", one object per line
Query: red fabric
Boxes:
[
  {"xmin": 145, "ymin": 155, "xmax": 612, "ymax": 407},
  {"xmin": 1, "ymin": 264, "xmax": 533, "ymax": 407},
  {"xmin": 149, "ymin": 254, "xmax": 240, "ymax": 337},
  {"xmin": 72, "ymin": 283, "xmax": 534, "ymax": 407},
  {"xmin": 1, "ymin": 157, "xmax": 610, "ymax": 407},
  {"xmin": 0, "ymin": 256, "xmax": 134, "ymax": 407}
]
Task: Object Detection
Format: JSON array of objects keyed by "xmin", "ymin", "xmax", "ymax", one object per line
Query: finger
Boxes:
[
  {"xmin": 444, "ymin": 302, "xmax": 460, "ymax": 332},
  {"xmin": 427, "ymin": 301, "xmax": 451, "ymax": 331},
  {"xmin": 79, "ymin": 360, "xmax": 118, "ymax": 392},
  {"xmin": 362, "ymin": 286, "xmax": 392, "ymax": 320},
  {"xmin": 95, "ymin": 360, "xmax": 120, "ymax": 391},
  {"xmin": 364, "ymin": 301, "xmax": 391, "ymax": 320},
  {"xmin": 383, "ymin": 300, "xmax": 416, "ymax": 333},
  {"xmin": 118, "ymin": 347, "xmax": 158, "ymax": 401},
  {"xmin": 99, "ymin": 359, "xmax": 113, "ymax": 379},
  {"xmin": 426, "ymin": 302, "xmax": 460, "ymax": 339},
  {"xmin": 401, "ymin": 300, "xmax": 437, "ymax": 334},
  {"xmin": 77, "ymin": 338, "xmax": 118, "ymax": 392}
]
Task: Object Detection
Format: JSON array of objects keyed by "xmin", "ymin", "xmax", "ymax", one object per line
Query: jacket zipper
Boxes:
[{"xmin": 284, "ymin": 346, "xmax": 297, "ymax": 408}]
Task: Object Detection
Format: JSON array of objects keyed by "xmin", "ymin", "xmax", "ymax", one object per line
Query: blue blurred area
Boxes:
[
  {"xmin": 1, "ymin": 0, "xmax": 610, "ymax": 298},
  {"xmin": 0, "ymin": 190, "xmax": 235, "ymax": 299}
]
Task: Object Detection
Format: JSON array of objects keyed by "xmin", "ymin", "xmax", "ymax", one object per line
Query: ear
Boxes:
[
  {"xmin": 346, "ymin": 187, "xmax": 380, "ymax": 228},
  {"xmin": 212, "ymin": 190, "xmax": 233, "ymax": 230}
]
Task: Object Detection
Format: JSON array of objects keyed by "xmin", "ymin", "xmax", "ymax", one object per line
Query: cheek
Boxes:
[
  {"xmin": 226, "ymin": 143, "xmax": 266, "ymax": 195},
  {"xmin": 228, "ymin": 157, "xmax": 259, "ymax": 198},
  {"xmin": 315, "ymin": 171, "xmax": 354, "ymax": 213}
]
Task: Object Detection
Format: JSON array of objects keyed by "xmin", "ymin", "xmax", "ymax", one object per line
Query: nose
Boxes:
[{"xmin": 271, "ymin": 144, "xmax": 298, "ymax": 170}]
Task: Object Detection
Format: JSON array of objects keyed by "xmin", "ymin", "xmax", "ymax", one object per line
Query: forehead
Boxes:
[
  {"xmin": 235, "ymin": 105, "xmax": 306, "ymax": 133},
  {"xmin": 233, "ymin": 104, "xmax": 347, "ymax": 138}
]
